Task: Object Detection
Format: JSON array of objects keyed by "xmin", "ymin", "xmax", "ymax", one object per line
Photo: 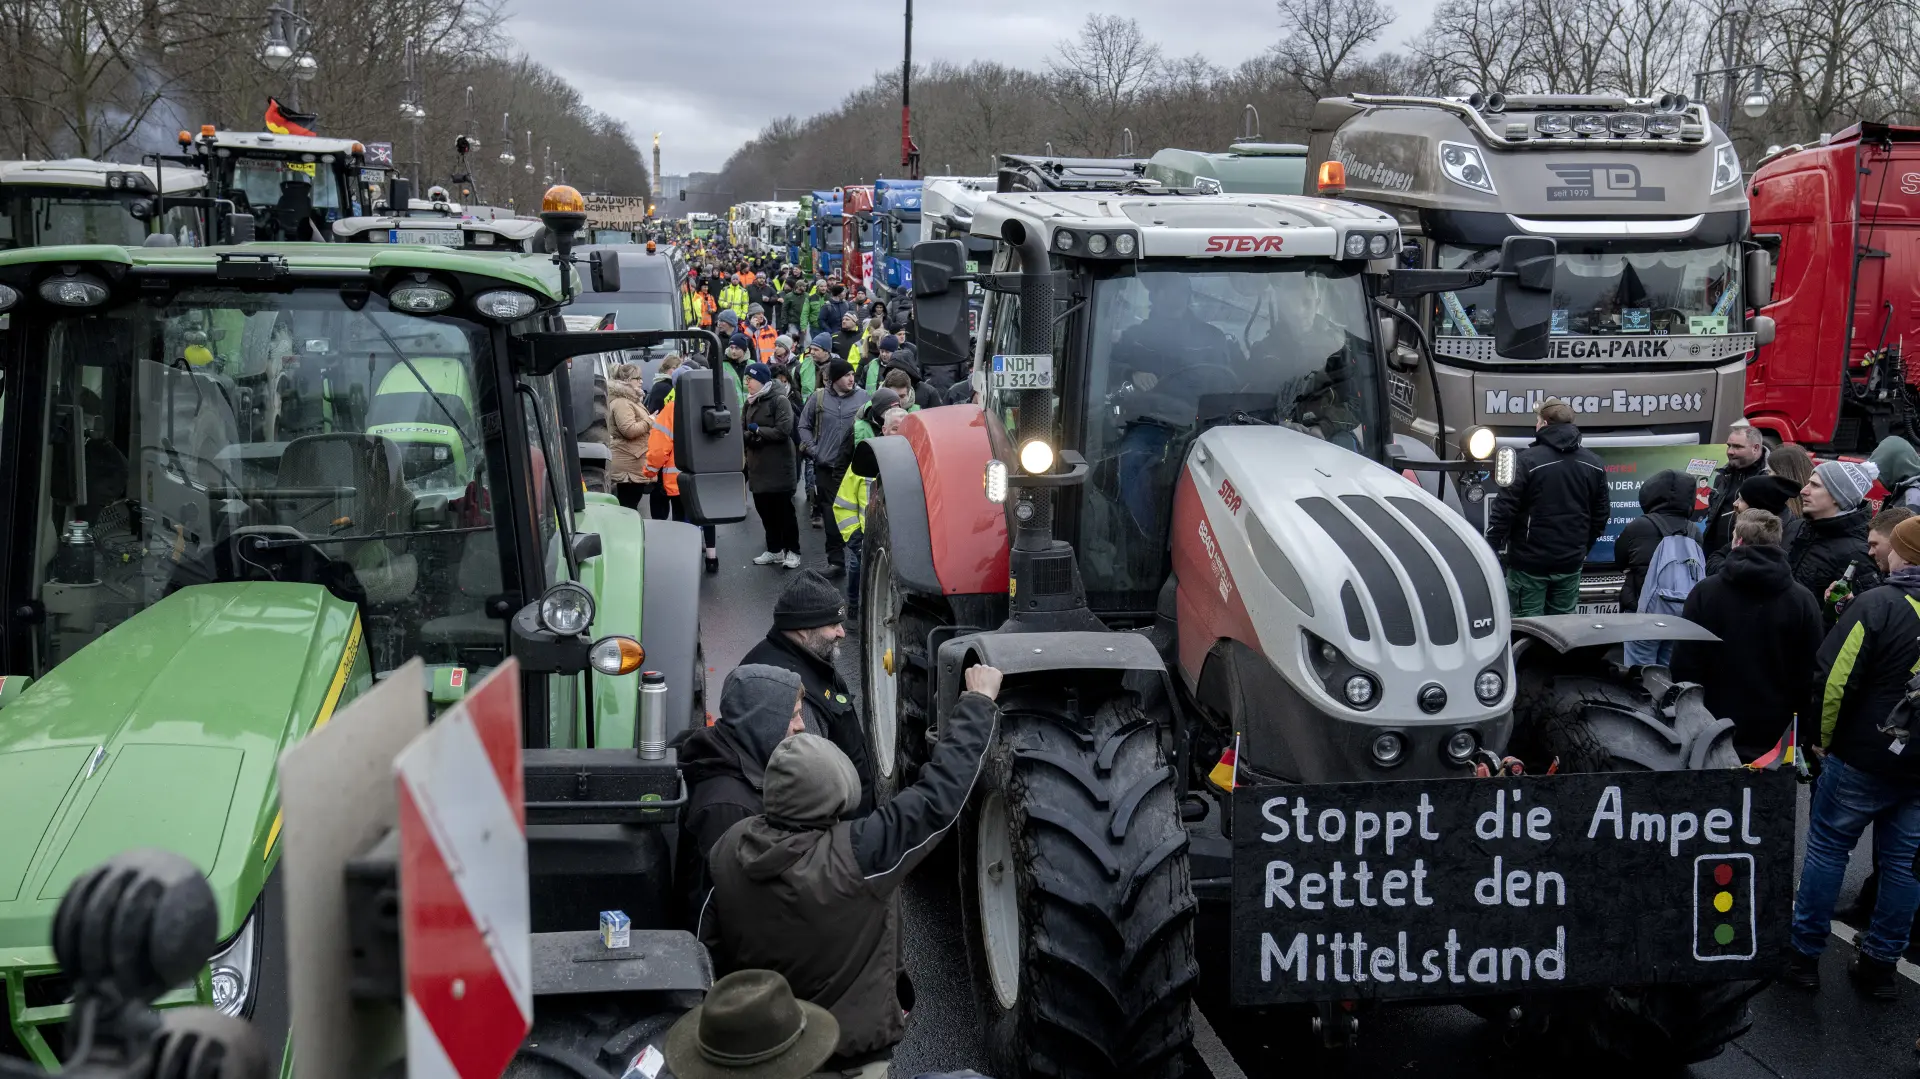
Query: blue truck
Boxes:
[
  {"xmin": 871, "ymin": 178, "xmax": 923, "ymax": 299},
  {"xmin": 808, "ymin": 190, "xmax": 843, "ymax": 282}
]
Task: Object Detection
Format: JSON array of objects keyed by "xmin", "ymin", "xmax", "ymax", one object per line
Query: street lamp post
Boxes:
[
  {"xmin": 398, "ymin": 37, "xmax": 426, "ymax": 181},
  {"xmin": 1691, "ymin": 4, "xmax": 1771, "ymax": 132},
  {"xmin": 261, "ymin": 1, "xmax": 318, "ymax": 112}
]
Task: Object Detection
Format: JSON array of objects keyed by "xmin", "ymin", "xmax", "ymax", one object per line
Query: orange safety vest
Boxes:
[
  {"xmin": 751, "ymin": 324, "xmax": 777, "ymax": 363},
  {"xmin": 698, "ymin": 293, "xmax": 717, "ymax": 327},
  {"xmin": 644, "ymin": 389, "xmax": 679, "ymax": 496}
]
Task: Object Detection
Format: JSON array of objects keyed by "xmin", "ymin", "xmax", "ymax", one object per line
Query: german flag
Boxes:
[
  {"xmin": 1208, "ymin": 734, "xmax": 1241, "ymax": 792},
  {"xmin": 264, "ymin": 98, "xmax": 317, "ymax": 137}
]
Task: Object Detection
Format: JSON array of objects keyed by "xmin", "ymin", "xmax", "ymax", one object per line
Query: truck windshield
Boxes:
[
  {"xmin": 1437, "ymin": 241, "xmax": 1741, "ymax": 338},
  {"xmin": 0, "ymin": 192, "xmax": 150, "ymax": 249},
  {"xmin": 1080, "ymin": 260, "xmax": 1380, "ymax": 608},
  {"xmin": 11, "ymin": 289, "xmax": 505, "ymax": 677}
]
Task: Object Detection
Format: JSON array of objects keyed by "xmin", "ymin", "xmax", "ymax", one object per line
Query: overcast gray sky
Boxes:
[{"xmin": 504, "ymin": 1, "xmax": 1441, "ymax": 174}]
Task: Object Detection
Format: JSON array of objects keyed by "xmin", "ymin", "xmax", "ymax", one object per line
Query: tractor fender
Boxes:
[
  {"xmin": 1512, "ymin": 612, "xmax": 1717, "ymax": 660},
  {"xmin": 930, "ymin": 629, "xmax": 1164, "ymax": 730},
  {"xmin": 853, "ymin": 405, "xmax": 1008, "ymax": 596},
  {"xmin": 639, "ymin": 517, "xmax": 705, "ymax": 737}
]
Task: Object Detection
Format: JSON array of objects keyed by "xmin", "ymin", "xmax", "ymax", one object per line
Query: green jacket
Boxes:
[
  {"xmin": 852, "ymin": 400, "xmax": 917, "ymax": 443},
  {"xmin": 801, "ymin": 288, "xmax": 827, "ymax": 335},
  {"xmin": 781, "ymin": 288, "xmax": 807, "ymax": 330},
  {"xmin": 797, "ymin": 356, "xmax": 820, "ymax": 398},
  {"xmin": 1814, "ymin": 577, "xmax": 1920, "ymax": 781}
]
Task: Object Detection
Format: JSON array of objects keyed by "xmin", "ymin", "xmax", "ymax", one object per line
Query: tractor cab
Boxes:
[
  {"xmin": 0, "ymin": 160, "xmax": 212, "ymax": 249},
  {"xmin": 169, "ymin": 127, "xmax": 368, "ymax": 242},
  {"xmin": 0, "ymin": 185, "xmax": 743, "ymax": 1067}
]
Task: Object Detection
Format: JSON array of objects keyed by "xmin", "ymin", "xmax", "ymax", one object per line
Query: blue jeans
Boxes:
[
  {"xmin": 845, "ymin": 531, "xmax": 863, "ymax": 608},
  {"xmin": 1622, "ymin": 639, "xmax": 1674, "ymax": 667},
  {"xmin": 1791, "ymin": 754, "xmax": 1920, "ymax": 962}
]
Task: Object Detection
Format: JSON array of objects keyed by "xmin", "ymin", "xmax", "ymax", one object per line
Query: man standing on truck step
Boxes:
[
  {"xmin": 1483, "ymin": 397, "xmax": 1609, "ymax": 616},
  {"xmin": 699, "ymin": 664, "xmax": 1004, "ymax": 1078},
  {"xmin": 798, "ymin": 358, "xmax": 869, "ymax": 575},
  {"xmin": 1705, "ymin": 422, "xmax": 1771, "ymax": 563},
  {"xmin": 741, "ymin": 569, "xmax": 875, "ymax": 816},
  {"xmin": 1783, "ymin": 514, "xmax": 1920, "ymax": 998}
]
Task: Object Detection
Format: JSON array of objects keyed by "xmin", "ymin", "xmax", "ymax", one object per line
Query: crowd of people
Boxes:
[{"xmin": 1486, "ymin": 397, "xmax": 1920, "ymax": 997}]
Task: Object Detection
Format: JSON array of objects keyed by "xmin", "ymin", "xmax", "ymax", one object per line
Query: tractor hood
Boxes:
[
  {"xmin": 1172, "ymin": 427, "xmax": 1512, "ymax": 779},
  {"xmin": 0, "ymin": 583, "xmax": 363, "ymax": 951}
]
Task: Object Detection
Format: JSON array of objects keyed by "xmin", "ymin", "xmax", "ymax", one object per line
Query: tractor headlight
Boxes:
[
  {"xmin": 1445, "ymin": 729, "xmax": 1480, "ymax": 763},
  {"xmin": 1494, "ymin": 446, "xmax": 1518, "ymax": 487},
  {"xmin": 1086, "ymin": 233, "xmax": 1109, "ymax": 255},
  {"xmin": 1370, "ymin": 731, "xmax": 1405, "ymax": 767},
  {"xmin": 208, "ymin": 912, "xmax": 258, "ymax": 1018},
  {"xmin": 473, "ymin": 289, "xmax": 538, "ymax": 321},
  {"xmin": 389, "ymin": 283, "xmax": 455, "ymax": 315},
  {"xmin": 1345, "ymin": 675, "xmax": 1376, "ymax": 706},
  {"xmin": 39, "ymin": 272, "xmax": 110, "ymax": 308},
  {"xmin": 1114, "ymin": 232, "xmax": 1137, "ymax": 256},
  {"xmin": 1345, "ymin": 233, "xmax": 1367, "ymax": 258},
  {"xmin": 1367, "ymin": 233, "xmax": 1391, "ymax": 258},
  {"xmin": 983, "ymin": 459, "xmax": 1009, "ymax": 504},
  {"xmin": 1476, "ymin": 668, "xmax": 1506, "ymax": 703},
  {"xmin": 539, "ymin": 582, "xmax": 595, "ymax": 636},
  {"xmin": 1053, "ymin": 230, "xmax": 1076, "ymax": 253},
  {"xmin": 1465, "ymin": 426, "xmax": 1498, "ymax": 460},
  {"xmin": 0, "ymin": 283, "xmax": 18, "ymax": 313},
  {"xmin": 1019, "ymin": 439, "xmax": 1054, "ymax": 475}
]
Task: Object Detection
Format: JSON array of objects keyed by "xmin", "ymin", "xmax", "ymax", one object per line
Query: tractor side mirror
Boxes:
[
  {"xmin": 910, "ymin": 239, "xmax": 970, "ymax": 373},
  {"xmin": 1745, "ymin": 247, "xmax": 1773, "ymax": 310},
  {"xmin": 589, "ymin": 250, "xmax": 621, "ymax": 293},
  {"xmin": 674, "ymin": 357, "xmax": 747, "ymax": 526},
  {"xmin": 1493, "ymin": 235, "xmax": 1555, "ymax": 361}
]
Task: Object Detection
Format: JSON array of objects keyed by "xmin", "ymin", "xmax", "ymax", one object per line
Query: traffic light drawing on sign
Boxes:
[{"xmin": 1694, "ymin": 853, "xmax": 1757, "ymax": 961}]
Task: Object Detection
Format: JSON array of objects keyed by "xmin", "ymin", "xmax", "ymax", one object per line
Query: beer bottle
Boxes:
[{"xmin": 1828, "ymin": 563, "xmax": 1858, "ymax": 618}]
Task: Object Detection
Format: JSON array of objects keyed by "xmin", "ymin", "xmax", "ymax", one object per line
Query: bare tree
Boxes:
[
  {"xmin": 1525, "ymin": 0, "xmax": 1620, "ymax": 93},
  {"xmin": 1410, "ymin": 0, "xmax": 1539, "ymax": 94},
  {"xmin": 1273, "ymin": 0, "xmax": 1398, "ymax": 98},
  {"xmin": 1046, "ymin": 14, "xmax": 1164, "ymax": 156}
]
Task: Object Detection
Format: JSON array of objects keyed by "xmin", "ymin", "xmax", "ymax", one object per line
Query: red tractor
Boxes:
[{"xmin": 854, "ymin": 189, "xmax": 1783, "ymax": 1077}]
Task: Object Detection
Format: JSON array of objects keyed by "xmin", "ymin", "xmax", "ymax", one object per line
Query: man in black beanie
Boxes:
[{"xmin": 741, "ymin": 570, "xmax": 874, "ymax": 815}]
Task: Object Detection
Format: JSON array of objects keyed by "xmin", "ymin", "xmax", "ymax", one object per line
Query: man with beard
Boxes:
[{"xmin": 741, "ymin": 570, "xmax": 874, "ymax": 815}]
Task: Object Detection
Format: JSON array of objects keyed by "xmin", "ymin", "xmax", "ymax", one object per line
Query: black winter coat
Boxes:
[
  {"xmin": 674, "ymin": 726, "xmax": 760, "ymax": 927},
  {"xmin": 740, "ymin": 631, "xmax": 875, "ymax": 816},
  {"xmin": 1810, "ymin": 572, "xmax": 1920, "ymax": 783},
  {"xmin": 1786, "ymin": 505, "xmax": 1875, "ymax": 624},
  {"xmin": 1703, "ymin": 447, "xmax": 1770, "ymax": 558},
  {"xmin": 1615, "ymin": 469, "xmax": 1699, "ymax": 612},
  {"xmin": 1484, "ymin": 423, "xmax": 1610, "ymax": 574},
  {"xmin": 1670, "ymin": 544, "xmax": 1825, "ymax": 760},
  {"xmin": 744, "ymin": 390, "xmax": 797, "ymax": 494}
]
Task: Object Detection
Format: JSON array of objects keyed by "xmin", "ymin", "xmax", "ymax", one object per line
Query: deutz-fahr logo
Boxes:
[
  {"xmin": 1206, "ymin": 235, "xmax": 1285, "ymax": 253},
  {"xmin": 1546, "ymin": 163, "xmax": 1666, "ymax": 202}
]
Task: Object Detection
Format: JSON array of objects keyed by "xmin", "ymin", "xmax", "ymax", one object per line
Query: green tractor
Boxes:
[{"xmin": 0, "ymin": 201, "xmax": 744, "ymax": 1067}]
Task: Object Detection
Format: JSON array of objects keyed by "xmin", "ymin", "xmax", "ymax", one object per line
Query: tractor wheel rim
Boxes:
[
  {"xmin": 866, "ymin": 548, "xmax": 897, "ymax": 781},
  {"xmin": 977, "ymin": 789, "xmax": 1020, "ymax": 1010}
]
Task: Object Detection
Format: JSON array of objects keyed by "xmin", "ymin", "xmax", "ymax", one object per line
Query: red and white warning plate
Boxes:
[{"xmin": 397, "ymin": 660, "xmax": 531, "ymax": 1078}]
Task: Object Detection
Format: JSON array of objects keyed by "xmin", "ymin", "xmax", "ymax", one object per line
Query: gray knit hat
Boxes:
[
  {"xmin": 1814, "ymin": 459, "xmax": 1879, "ymax": 512},
  {"xmin": 773, "ymin": 570, "xmax": 846, "ymax": 630}
]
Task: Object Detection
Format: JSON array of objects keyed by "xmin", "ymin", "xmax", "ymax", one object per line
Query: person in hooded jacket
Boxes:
[
  {"xmin": 1483, "ymin": 398, "xmax": 1610, "ymax": 615},
  {"xmin": 882, "ymin": 344, "xmax": 941, "ymax": 410},
  {"xmin": 1872, "ymin": 434, "xmax": 1920, "ymax": 511},
  {"xmin": 700, "ymin": 664, "xmax": 1003, "ymax": 1074},
  {"xmin": 741, "ymin": 571, "xmax": 874, "ymax": 814},
  {"xmin": 744, "ymin": 362, "xmax": 801, "ymax": 569},
  {"xmin": 676, "ymin": 664, "xmax": 812, "ymax": 926},
  {"xmin": 1791, "ymin": 460, "xmax": 1880, "ymax": 627},
  {"xmin": 1615, "ymin": 469, "xmax": 1699, "ymax": 613},
  {"xmin": 1782, "ymin": 515, "xmax": 1920, "ymax": 998},
  {"xmin": 1671, "ymin": 509, "xmax": 1824, "ymax": 761}
]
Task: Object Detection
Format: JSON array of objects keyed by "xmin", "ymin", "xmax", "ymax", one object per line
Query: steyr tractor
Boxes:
[
  {"xmin": 0, "ymin": 185, "xmax": 744, "ymax": 1069},
  {"xmin": 855, "ymin": 190, "xmax": 1774, "ymax": 1077}
]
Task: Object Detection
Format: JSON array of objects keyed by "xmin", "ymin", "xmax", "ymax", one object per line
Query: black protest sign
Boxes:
[{"xmin": 1228, "ymin": 769, "xmax": 1795, "ymax": 1006}]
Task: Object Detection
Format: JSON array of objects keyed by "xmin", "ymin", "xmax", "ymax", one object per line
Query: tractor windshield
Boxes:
[
  {"xmin": 0, "ymin": 191, "xmax": 151, "ymax": 250},
  {"xmin": 1080, "ymin": 259, "xmax": 1380, "ymax": 608},
  {"xmin": 8, "ymin": 289, "xmax": 511, "ymax": 677}
]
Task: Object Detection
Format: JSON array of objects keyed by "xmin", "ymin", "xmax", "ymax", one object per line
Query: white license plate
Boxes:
[
  {"xmin": 389, "ymin": 228, "xmax": 461, "ymax": 247},
  {"xmin": 1577, "ymin": 602, "xmax": 1620, "ymax": 615},
  {"xmin": 990, "ymin": 352, "xmax": 1053, "ymax": 390}
]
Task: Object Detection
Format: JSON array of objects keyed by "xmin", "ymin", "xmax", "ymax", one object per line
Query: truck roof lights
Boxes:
[
  {"xmin": 1534, "ymin": 114, "xmax": 1572, "ymax": 136},
  {"xmin": 1647, "ymin": 112, "xmax": 1685, "ymax": 137},
  {"xmin": 1609, "ymin": 112, "xmax": 1648, "ymax": 136},
  {"xmin": 1571, "ymin": 114, "xmax": 1608, "ymax": 136},
  {"xmin": 1438, "ymin": 141, "xmax": 1497, "ymax": 195}
]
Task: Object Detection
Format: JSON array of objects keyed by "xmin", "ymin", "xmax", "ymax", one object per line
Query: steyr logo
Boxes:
[
  {"xmin": 1546, "ymin": 163, "xmax": 1666, "ymax": 202},
  {"xmin": 1205, "ymin": 235, "xmax": 1285, "ymax": 253}
]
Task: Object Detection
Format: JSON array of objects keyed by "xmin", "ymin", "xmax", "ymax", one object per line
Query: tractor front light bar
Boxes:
[{"xmin": 1049, "ymin": 227, "xmax": 1140, "ymax": 259}]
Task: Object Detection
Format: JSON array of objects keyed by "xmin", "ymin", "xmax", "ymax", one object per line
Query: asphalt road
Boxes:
[{"xmin": 699, "ymin": 492, "xmax": 1920, "ymax": 1079}]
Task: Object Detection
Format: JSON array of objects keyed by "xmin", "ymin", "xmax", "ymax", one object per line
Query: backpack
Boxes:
[{"xmin": 1637, "ymin": 523, "xmax": 1706, "ymax": 615}]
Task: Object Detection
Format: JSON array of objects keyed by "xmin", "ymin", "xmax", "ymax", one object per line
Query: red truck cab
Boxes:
[
  {"xmin": 1747, "ymin": 122, "xmax": 1920, "ymax": 451},
  {"xmin": 839, "ymin": 184, "xmax": 874, "ymax": 293}
]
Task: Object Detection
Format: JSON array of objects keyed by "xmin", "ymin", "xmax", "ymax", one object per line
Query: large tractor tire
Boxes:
[
  {"xmin": 859, "ymin": 483, "xmax": 947, "ymax": 803},
  {"xmin": 959, "ymin": 687, "xmax": 1198, "ymax": 1079},
  {"xmin": 1495, "ymin": 664, "xmax": 1757, "ymax": 1066}
]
